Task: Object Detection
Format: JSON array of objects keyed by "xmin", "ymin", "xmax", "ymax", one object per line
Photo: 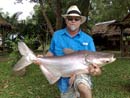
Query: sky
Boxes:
[{"xmin": 0, "ymin": 0, "xmax": 36, "ymax": 20}]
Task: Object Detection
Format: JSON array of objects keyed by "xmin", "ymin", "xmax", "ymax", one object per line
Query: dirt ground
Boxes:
[{"xmin": 0, "ymin": 52, "xmax": 10, "ymax": 62}]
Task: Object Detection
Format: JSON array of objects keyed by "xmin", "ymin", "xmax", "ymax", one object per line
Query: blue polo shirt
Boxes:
[{"xmin": 48, "ymin": 28, "xmax": 96, "ymax": 93}]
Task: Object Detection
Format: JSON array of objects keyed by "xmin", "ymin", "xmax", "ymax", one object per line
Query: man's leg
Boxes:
[
  {"xmin": 74, "ymin": 74, "xmax": 92, "ymax": 98},
  {"xmin": 77, "ymin": 83, "xmax": 92, "ymax": 98}
]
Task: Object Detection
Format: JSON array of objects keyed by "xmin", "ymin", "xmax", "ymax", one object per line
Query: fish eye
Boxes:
[{"xmin": 105, "ymin": 60, "xmax": 110, "ymax": 63}]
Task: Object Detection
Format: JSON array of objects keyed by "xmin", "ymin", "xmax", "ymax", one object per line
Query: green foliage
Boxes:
[
  {"xmin": 1, "ymin": 0, "xmax": 130, "ymax": 50},
  {"xmin": 89, "ymin": 0, "xmax": 130, "ymax": 26},
  {"xmin": 24, "ymin": 35, "xmax": 38, "ymax": 50},
  {"xmin": 5, "ymin": 38, "xmax": 21, "ymax": 67}
]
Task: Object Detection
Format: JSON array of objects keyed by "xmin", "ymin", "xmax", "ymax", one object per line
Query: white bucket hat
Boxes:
[{"xmin": 62, "ymin": 5, "xmax": 86, "ymax": 24}]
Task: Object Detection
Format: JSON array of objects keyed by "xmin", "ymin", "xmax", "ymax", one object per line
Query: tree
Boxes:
[
  {"xmin": 15, "ymin": 0, "xmax": 90, "ymax": 34},
  {"xmin": 13, "ymin": 0, "xmax": 91, "ymax": 52},
  {"xmin": 89, "ymin": 0, "xmax": 130, "ymax": 26}
]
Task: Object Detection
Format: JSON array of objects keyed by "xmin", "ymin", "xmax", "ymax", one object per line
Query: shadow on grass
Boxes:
[{"xmin": 121, "ymin": 80, "xmax": 130, "ymax": 92}]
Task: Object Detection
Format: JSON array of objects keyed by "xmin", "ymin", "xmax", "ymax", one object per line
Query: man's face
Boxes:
[{"xmin": 65, "ymin": 16, "xmax": 81, "ymax": 31}]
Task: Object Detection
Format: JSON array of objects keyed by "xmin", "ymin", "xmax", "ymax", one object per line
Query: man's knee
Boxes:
[
  {"xmin": 77, "ymin": 83, "xmax": 92, "ymax": 98},
  {"xmin": 78, "ymin": 83, "xmax": 91, "ymax": 93},
  {"xmin": 73, "ymin": 74, "xmax": 92, "ymax": 98}
]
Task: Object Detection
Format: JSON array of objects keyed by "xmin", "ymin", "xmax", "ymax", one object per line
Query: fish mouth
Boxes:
[
  {"xmin": 107, "ymin": 54, "xmax": 116, "ymax": 63},
  {"xmin": 111, "ymin": 55, "xmax": 116, "ymax": 62},
  {"xmin": 99, "ymin": 56, "xmax": 116, "ymax": 67}
]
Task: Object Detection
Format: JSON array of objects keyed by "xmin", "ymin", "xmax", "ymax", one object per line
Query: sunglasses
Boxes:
[{"xmin": 67, "ymin": 17, "xmax": 81, "ymax": 21}]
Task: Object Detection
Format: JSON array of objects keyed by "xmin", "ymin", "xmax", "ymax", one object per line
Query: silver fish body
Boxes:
[{"xmin": 13, "ymin": 42, "xmax": 116, "ymax": 84}]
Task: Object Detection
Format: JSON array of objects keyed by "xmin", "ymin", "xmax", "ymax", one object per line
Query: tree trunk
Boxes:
[
  {"xmin": 78, "ymin": 0, "xmax": 90, "ymax": 32},
  {"xmin": 55, "ymin": 0, "xmax": 63, "ymax": 30},
  {"xmin": 39, "ymin": 0, "xmax": 54, "ymax": 35}
]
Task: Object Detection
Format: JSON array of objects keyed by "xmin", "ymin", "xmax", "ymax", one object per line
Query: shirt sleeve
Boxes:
[
  {"xmin": 48, "ymin": 34, "xmax": 55, "ymax": 54},
  {"xmin": 88, "ymin": 39, "xmax": 96, "ymax": 52}
]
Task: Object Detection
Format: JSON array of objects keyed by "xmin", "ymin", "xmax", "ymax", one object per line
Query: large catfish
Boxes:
[{"xmin": 13, "ymin": 42, "xmax": 116, "ymax": 84}]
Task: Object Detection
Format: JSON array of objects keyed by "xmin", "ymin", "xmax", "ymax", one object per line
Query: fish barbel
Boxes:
[{"xmin": 13, "ymin": 42, "xmax": 116, "ymax": 84}]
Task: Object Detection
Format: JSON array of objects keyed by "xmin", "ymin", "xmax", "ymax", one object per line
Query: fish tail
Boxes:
[
  {"xmin": 13, "ymin": 41, "xmax": 36, "ymax": 71},
  {"xmin": 40, "ymin": 65, "xmax": 60, "ymax": 84}
]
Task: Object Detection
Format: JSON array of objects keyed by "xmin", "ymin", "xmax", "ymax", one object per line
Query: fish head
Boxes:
[{"xmin": 85, "ymin": 52, "xmax": 116, "ymax": 67}]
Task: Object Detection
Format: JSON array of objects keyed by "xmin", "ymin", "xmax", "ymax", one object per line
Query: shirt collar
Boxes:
[{"xmin": 62, "ymin": 28, "xmax": 82, "ymax": 37}]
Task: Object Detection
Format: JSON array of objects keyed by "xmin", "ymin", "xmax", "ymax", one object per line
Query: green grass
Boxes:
[
  {"xmin": 93, "ymin": 58, "xmax": 130, "ymax": 98},
  {"xmin": 0, "ymin": 58, "xmax": 130, "ymax": 98},
  {"xmin": 0, "ymin": 62, "xmax": 59, "ymax": 98}
]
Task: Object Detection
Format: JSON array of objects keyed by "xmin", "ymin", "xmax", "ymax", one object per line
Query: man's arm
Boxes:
[{"xmin": 45, "ymin": 51, "xmax": 54, "ymax": 57}]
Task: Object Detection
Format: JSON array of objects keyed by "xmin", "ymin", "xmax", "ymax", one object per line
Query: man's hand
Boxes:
[
  {"xmin": 33, "ymin": 60, "xmax": 42, "ymax": 65},
  {"xmin": 88, "ymin": 64, "xmax": 102, "ymax": 76},
  {"xmin": 33, "ymin": 54, "xmax": 44, "ymax": 65},
  {"xmin": 34, "ymin": 51, "xmax": 54, "ymax": 66},
  {"xmin": 69, "ymin": 74, "xmax": 76, "ymax": 87}
]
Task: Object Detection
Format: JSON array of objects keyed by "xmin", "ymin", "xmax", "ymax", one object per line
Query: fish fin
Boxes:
[
  {"xmin": 18, "ymin": 41, "xmax": 35, "ymax": 56},
  {"xmin": 39, "ymin": 65, "xmax": 61, "ymax": 84},
  {"xmin": 63, "ymin": 48, "xmax": 74, "ymax": 54},
  {"xmin": 13, "ymin": 56, "xmax": 32, "ymax": 71},
  {"xmin": 13, "ymin": 42, "xmax": 36, "ymax": 71},
  {"xmin": 84, "ymin": 54, "xmax": 90, "ymax": 63}
]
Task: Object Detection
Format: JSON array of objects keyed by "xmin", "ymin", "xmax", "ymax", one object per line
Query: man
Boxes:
[{"xmin": 37, "ymin": 5, "xmax": 101, "ymax": 98}]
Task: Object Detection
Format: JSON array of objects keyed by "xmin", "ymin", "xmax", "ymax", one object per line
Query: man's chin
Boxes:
[{"xmin": 70, "ymin": 26, "xmax": 77, "ymax": 31}]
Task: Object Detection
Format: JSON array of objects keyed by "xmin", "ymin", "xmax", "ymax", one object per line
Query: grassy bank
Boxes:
[
  {"xmin": 0, "ymin": 58, "xmax": 130, "ymax": 98},
  {"xmin": 93, "ymin": 58, "xmax": 130, "ymax": 98}
]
